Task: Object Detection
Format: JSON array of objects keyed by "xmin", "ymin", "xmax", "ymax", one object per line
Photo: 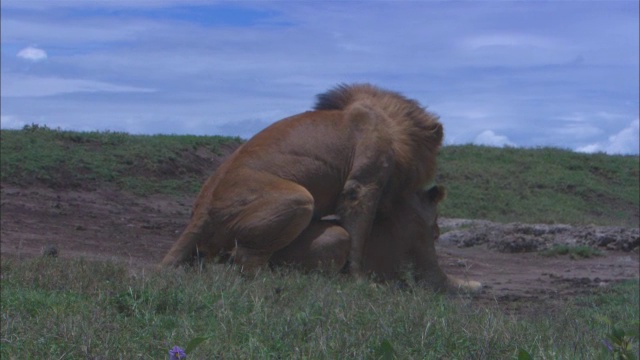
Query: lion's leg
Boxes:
[
  {"xmin": 270, "ymin": 221, "xmax": 350, "ymax": 272},
  {"xmin": 231, "ymin": 184, "xmax": 315, "ymax": 274},
  {"xmin": 161, "ymin": 216, "xmax": 221, "ymax": 267}
]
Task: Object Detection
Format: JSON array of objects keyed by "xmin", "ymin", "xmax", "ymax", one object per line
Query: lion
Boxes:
[
  {"xmin": 271, "ymin": 185, "xmax": 482, "ymax": 292},
  {"xmin": 161, "ymin": 83, "xmax": 443, "ymax": 276}
]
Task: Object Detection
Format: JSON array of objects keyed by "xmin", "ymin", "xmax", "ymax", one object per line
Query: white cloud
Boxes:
[
  {"xmin": 575, "ymin": 144, "xmax": 600, "ymax": 153},
  {"xmin": 0, "ymin": 2, "xmax": 637, "ymax": 145},
  {"xmin": 576, "ymin": 119, "xmax": 639, "ymax": 154},
  {"xmin": 16, "ymin": 46, "xmax": 48, "ymax": 62},
  {"xmin": 455, "ymin": 30, "xmax": 576, "ymax": 68},
  {"xmin": 555, "ymin": 123, "xmax": 603, "ymax": 139},
  {"xmin": 595, "ymin": 111, "xmax": 627, "ymax": 121},
  {"xmin": 462, "ymin": 33, "xmax": 554, "ymax": 51},
  {"xmin": 474, "ymin": 130, "xmax": 515, "ymax": 147},
  {"xmin": 0, "ymin": 115, "xmax": 27, "ymax": 129},
  {"xmin": 2, "ymin": 75, "xmax": 156, "ymax": 97},
  {"xmin": 558, "ymin": 111, "xmax": 627, "ymax": 124},
  {"xmin": 557, "ymin": 113, "xmax": 588, "ymax": 122}
]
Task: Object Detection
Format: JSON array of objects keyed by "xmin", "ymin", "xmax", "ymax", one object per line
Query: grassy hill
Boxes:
[
  {"xmin": 0, "ymin": 124, "xmax": 242, "ymax": 195},
  {"xmin": 438, "ymin": 145, "xmax": 639, "ymax": 227},
  {"xmin": 1, "ymin": 125, "xmax": 638, "ymax": 227},
  {"xmin": 2, "ymin": 125, "xmax": 639, "ymax": 358}
]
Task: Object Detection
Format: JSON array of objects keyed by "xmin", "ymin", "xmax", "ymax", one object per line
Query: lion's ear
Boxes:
[{"xmin": 423, "ymin": 185, "xmax": 447, "ymax": 204}]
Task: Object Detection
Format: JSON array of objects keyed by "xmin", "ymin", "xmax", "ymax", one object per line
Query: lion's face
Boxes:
[
  {"xmin": 392, "ymin": 185, "xmax": 445, "ymax": 247},
  {"xmin": 417, "ymin": 185, "xmax": 446, "ymax": 242},
  {"xmin": 363, "ymin": 185, "xmax": 446, "ymax": 279}
]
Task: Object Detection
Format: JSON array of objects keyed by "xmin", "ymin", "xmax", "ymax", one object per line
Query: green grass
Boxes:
[
  {"xmin": 0, "ymin": 124, "xmax": 241, "ymax": 195},
  {"xmin": 540, "ymin": 244, "xmax": 604, "ymax": 259},
  {"xmin": 438, "ymin": 145, "xmax": 639, "ymax": 227},
  {"xmin": 1, "ymin": 126, "xmax": 638, "ymax": 226},
  {"xmin": 1, "ymin": 257, "xmax": 638, "ymax": 359}
]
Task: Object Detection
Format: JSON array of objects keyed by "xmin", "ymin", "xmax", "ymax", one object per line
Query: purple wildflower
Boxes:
[
  {"xmin": 601, "ymin": 339, "xmax": 613, "ymax": 352},
  {"xmin": 169, "ymin": 345, "xmax": 187, "ymax": 360}
]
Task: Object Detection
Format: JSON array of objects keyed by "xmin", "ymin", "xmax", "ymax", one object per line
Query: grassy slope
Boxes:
[
  {"xmin": 2, "ymin": 126, "xmax": 638, "ymax": 226},
  {"xmin": 438, "ymin": 145, "xmax": 639, "ymax": 227},
  {"xmin": 0, "ymin": 125, "xmax": 242, "ymax": 195}
]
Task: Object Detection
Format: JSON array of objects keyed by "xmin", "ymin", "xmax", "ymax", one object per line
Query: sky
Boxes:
[{"xmin": 1, "ymin": 1, "xmax": 639, "ymax": 154}]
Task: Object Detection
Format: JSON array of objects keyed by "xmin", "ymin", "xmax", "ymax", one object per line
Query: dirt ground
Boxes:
[{"xmin": 1, "ymin": 183, "xmax": 638, "ymax": 310}]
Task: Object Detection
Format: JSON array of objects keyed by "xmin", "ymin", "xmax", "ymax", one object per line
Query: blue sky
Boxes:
[{"xmin": 1, "ymin": 1, "xmax": 638, "ymax": 154}]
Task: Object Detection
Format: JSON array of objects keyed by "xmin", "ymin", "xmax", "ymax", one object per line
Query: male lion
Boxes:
[
  {"xmin": 271, "ymin": 185, "xmax": 482, "ymax": 292},
  {"xmin": 161, "ymin": 84, "xmax": 443, "ymax": 276}
]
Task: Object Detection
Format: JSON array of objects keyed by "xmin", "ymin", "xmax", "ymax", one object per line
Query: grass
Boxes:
[
  {"xmin": 0, "ymin": 124, "xmax": 241, "ymax": 196},
  {"xmin": 1, "ymin": 257, "xmax": 638, "ymax": 359},
  {"xmin": 438, "ymin": 145, "xmax": 639, "ymax": 227},
  {"xmin": 2, "ymin": 126, "xmax": 638, "ymax": 226}
]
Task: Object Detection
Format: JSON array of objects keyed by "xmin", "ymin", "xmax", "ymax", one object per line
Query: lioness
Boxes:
[{"xmin": 162, "ymin": 84, "xmax": 443, "ymax": 276}]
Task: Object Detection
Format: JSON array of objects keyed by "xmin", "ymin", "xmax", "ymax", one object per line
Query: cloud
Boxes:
[
  {"xmin": 0, "ymin": 115, "xmax": 26, "ymax": 129},
  {"xmin": 461, "ymin": 33, "xmax": 554, "ymax": 51},
  {"xmin": 575, "ymin": 144, "xmax": 600, "ymax": 153},
  {"xmin": 576, "ymin": 119, "xmax": 639, "ymax": 154},
  {"xmin": 0, "ymin": 1, "xmax": 638, "ymax": 147},
  {"xmin": 2, "ymin": 75, "xmax": 156, "ymax": 97},
  {"xmin": 555, "ymin": 123, "xmax": 603, "ymax": 139},
  {"xmin": 474, "ymin": 130, "xmax": 516, "ymax": 147},
  {"xmin": 607, "ymin": 119, "xmax": 640, "ymax": 154},
  {"xmin": 16, "ymin": 46, "xmax": 48, "ymax": 62}
]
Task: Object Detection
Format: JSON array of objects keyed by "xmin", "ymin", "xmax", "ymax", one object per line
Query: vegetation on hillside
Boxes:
[
  {"xmin": 1, "ymin": 125, "xmax": 638, "ymax": 226},
  {"xmin": 0, "ymin": 124, "xmax": 241, "ymax": 195},
  {"xmin": 438, "ymin": 145, "xmax": 639, "ymax": 227}
]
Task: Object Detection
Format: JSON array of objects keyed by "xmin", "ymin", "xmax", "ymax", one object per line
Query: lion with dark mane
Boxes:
[{"xmin": 161, "ymin": 83, "xmax": 480, "ymax": 292}]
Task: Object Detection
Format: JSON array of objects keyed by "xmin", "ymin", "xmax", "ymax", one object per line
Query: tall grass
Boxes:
[{"xmin": 1, "ymin": 257, "xmax": 637, "ymax": 359}]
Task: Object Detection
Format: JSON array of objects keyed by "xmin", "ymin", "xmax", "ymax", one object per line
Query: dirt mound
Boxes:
[{"xmin": 440, "ymin": 219, "xmax": 639, "ymax": 253}]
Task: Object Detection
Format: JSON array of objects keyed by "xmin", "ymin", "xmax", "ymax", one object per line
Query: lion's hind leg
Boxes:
[
  {"xmin": 270, "ymin": 221, "xmax": 350, "ymax": 272},
  {"xmin": 230, "ymin": 182, "xmax": 315, "ymax": 274}
]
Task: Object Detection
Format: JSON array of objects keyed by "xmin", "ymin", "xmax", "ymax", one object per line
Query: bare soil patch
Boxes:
[
  {"xmin": 1, "ymin": 184, "xmax": 638, "ymax": 311},
  {"xmin": 438, "ymin": 218, "xmax": 638, "ymax": 311}
]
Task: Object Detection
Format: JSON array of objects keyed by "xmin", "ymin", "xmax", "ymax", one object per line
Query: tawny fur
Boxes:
[
  {"xmin": 315, "ymin": 84, "xmax": 442, "ymax": 193},
  {"xmin": 362, "ymin": 186, "xmax": 481, "ymax": 292},
  {"xmin": 275, "ymin": 186, "xmax": 482, "ymax": 293},
  {"xmin": 161, "ymin": 83, "xmax": 444, "ymax": 277}
]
